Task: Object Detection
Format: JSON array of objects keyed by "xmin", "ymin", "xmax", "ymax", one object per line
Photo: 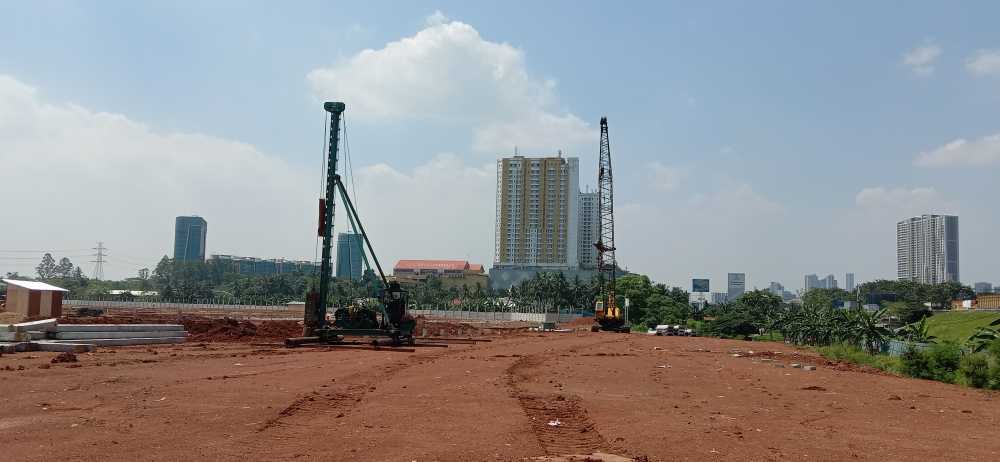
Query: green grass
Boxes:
[
  {"xmin": 751, "ymin": 331, "xmax": 785, "ymax": 342},
  {"xmin": 815, "ymin": 344, "xmax": 902, "ymax": 374},
  {"xmin": 925, "ymin": 311, "xmax": 1000, "ymax": 343}
]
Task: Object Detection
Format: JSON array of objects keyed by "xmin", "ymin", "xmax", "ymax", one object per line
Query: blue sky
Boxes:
[{"xmin": 1, "ymin": 1, "xmax": 998, "ymax": 289}]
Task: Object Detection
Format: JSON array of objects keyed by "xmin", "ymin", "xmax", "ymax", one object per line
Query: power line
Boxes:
[
  {"xmin": 91, "ymin": 242, "xmax": 107, "ymax": 280},
  {"xmin": 0, "ymin": 249, "xmax": 90, "ymax": 253}
]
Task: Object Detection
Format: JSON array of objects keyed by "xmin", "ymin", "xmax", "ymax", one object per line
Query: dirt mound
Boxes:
[
  {"xmin": 183, "ymin": 318, "xmax": 301, "ymax": 342},
  {"xmin": 562, "ymin": 316, "xmax": 595, "ymax": 328},
  {"xmin": 51, "ymin": 352, "xmax": 78, "ymax": 363},
  {"xmin": 414, "ymin": 316, "xmax": 532, "ymax": 337},
  {"xmin": 59, "ymin": 314, "xmax": 302, "ymax": 342}
]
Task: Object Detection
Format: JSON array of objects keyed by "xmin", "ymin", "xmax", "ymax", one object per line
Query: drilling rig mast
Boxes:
[{"xmin": 592, "ymin": 116, "xmax": 628, "ymax": 333}]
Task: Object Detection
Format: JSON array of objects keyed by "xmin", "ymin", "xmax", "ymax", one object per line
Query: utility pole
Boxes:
[{"xmin": 91, "ymin": 241, "xmax": 106, "ymax": 280}]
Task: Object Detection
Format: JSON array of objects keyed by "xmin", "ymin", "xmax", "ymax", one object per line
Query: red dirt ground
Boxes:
[{"xmin": 2, "ymin": 327, "xmax": 999, "ymax": 461}]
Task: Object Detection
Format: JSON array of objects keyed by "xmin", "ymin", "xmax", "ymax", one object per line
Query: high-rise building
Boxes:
[
  {"xmin": 336, "ymin": 233, "xmax": 364, "ymax": 281},
  {"xmin": 727, "ymin": 273, "xmax": 746, "ymax": 302},
  {"xmin": 174, "ymin": 216, "xmax": 207, "ymax": 262},
  {"xmin": 494, "ymin": 154, "xmax": 580, "ymax": 268},
  {"xmin": 845, "ymin": 273, "xmax": 855, "ymax": 291},
  {"xmin": 577, "ymin": 190, "xmax": 599, "ymax": 269},
  {"xmin": 710, "ymin": 292, "xmax": 729, "ymax": 304},
  {"xmin": 897, "ymin": 215, "xmax": 960, "ymax": 284},
  {"xmin": 768, "ymin": 282, "xmax": 784, "ymax": 296},
  {"xmin": 823, "ymin": 274, "xmax": 838, "ymax": 289},
  {"xmin": 974, "ymin": 282, "xmax": 993, "ymax": 294},
  {"xmin": 804, "ymin": 274, "xmax": 820, "ymax": 291}
]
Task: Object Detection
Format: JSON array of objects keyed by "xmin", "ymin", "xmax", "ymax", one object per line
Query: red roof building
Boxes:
[{"xmin": 393, "ymin": 260, "xmax": 488, "ymax": 289}]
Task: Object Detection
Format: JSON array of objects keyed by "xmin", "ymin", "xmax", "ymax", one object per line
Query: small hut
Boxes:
[{"xmin": 1, "ymin": 279, "xmax": 68, "ymax": 319}]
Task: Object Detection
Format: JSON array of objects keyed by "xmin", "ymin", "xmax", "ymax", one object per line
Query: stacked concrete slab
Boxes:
[{"xmin": 0, "ymin": 319, "xmax": 187, "ymax": 353}]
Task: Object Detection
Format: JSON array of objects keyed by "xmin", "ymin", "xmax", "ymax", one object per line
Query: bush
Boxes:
[
  {"xmin": 817, "ymin": 344, "xmax": 901, "ymax": 373},
  {"xmin": 704, "ymin": 309, "xmax": 757, "ymax": 338},
  {"xmin": 901, "ymin": 342, "xmax": 963, "ymax": 383},
  {"xmin": 986, "ymin": 338, "xmax": 1000, "ymax": 361},
  {"xmin": 959, "ymin": 354, "xmax": 992, "ymax": 388}
]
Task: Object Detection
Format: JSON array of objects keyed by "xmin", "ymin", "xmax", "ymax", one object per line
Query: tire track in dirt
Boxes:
[
  {"xmin": 505, "ymin": 352, "xmax": 610, "ymax": 456},
  {"xmin": 255, "ymin": 346, "xmax": 456, "ymax": 432}
]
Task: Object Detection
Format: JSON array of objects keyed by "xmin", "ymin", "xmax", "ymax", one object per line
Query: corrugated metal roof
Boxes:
[{"xmin": 1, "ymin": 279, "xmax": 69, "ymax": 292}]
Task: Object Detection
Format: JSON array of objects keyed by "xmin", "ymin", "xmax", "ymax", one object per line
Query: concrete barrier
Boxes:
[
  {"xmin": 43, "ymin": 337, "xmax": 187, "ymax": 346},
  {"xmin": 52, "ymin": 330, "xmax": 186, "ymax": 340},
  {"xmin": 55, "ymin": 324, "xmax": 185, "ymax": 333}
]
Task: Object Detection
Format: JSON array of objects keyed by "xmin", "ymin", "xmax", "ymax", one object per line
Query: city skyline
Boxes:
[{"xmin": 2, "ymin": 3, "xmax": 999, "ymax": 288}]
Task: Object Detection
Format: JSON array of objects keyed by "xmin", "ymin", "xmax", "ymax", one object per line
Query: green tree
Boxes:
[
  {"xmin": 36, "ymin": 253, "xmax": 56, "ymax": 279},
  {"xmin": 54, "ymin": 257, "xmax": 75, "ymax": 278},
  {"xmin": 886, "ymin": 300, "xmax": 930, "ymax": 324},
  {"xmin": 737, "ymin": 290, "xmax": 783, "ymax": 335}
]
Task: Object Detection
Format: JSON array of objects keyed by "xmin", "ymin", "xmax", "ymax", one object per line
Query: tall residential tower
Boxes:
[
  {"xmin": 494, "ymin": 155, "xmax": 580, "ymax": 268},
  {"xmin": 897, "ymin": 215, "xmax": 959, "ymax": 284}
]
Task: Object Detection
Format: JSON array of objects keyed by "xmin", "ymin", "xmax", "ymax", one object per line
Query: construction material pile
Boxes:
[{"xmin": 0, "ymin": 318, "xmax": 187, "ymax": 354}]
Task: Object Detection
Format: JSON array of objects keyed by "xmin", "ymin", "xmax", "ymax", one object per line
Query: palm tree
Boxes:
[
  {"xmin": 854, "ymin": 308, "xmax": 893, "ymax": 354},
  {"xmin": 966, "ymin": 318, "xmax": 1000, "ymax": 353},
  {"xmin": 896, "ymin": 317, "xmax": 937, "ymax": 344}
]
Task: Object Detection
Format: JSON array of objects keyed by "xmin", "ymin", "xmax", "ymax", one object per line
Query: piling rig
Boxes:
[{"xmin": 288, "ymin": 102, "xmax": 418, "ymax": 348}]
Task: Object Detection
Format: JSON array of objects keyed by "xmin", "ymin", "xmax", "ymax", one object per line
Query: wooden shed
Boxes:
[{"xmin": 1, "ymin": 279, "xmax": 68, "ymax": 319}]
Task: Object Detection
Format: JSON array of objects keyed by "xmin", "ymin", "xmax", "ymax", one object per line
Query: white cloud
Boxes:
[
  {"xmin": 855, "ymin": 186, "xmax": 954, "ymax": 213},
  {"xmin": 915, "ymin": 133, "xmax": 1000, "ymax": 167},
  {"xmin": 348, "ymin": 154, "xmax": 495, "ymax": 266},
  {"xmin": 425, "ymin": 10, "xmax": 449, "ymax": 26},
  {"xmin": 648, "ymin": 162, "xmax": 686, "ymax": 192},
  {"xmin": 0, "ymin": 75, "xmax": 500, "ymax": 278},
  {"xmin": 965, "ymin": 49, "xmax": 1000, "ymax": 77},
  {"xmin": 306, "ymin": 18, "xmax": 593, "ymax": 153},
  {"xmin": 0, "ymin": 75, "xmax": 318, "ymax": 278},
  {"xmin": 902, "ymin": 41, "xmax": 942, "ymax": 76}
]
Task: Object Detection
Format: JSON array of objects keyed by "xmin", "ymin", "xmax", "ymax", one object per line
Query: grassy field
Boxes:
[{"xmin": 926, "ymin": 311, "xmax": 1000, "ymax": 343}]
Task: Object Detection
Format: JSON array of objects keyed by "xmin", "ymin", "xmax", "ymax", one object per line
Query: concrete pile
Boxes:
[{"xmin": 0, "ymin": 319, "xmax": 187, "ymax": 353}]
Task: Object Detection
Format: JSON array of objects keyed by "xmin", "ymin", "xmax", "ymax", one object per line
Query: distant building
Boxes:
[
  {"xmin": 804, "ymin": 274, "xmax": 820, "ymax": 291},
  {"xmin": 823, "ymin": 274, "xmax": 838, "ymax": 290},
  {"xmin": 845, "ymin": 273, "xmax": 855, "ymax": 291},
  {"xmin": 577, "ymin": 191, "xmax": 600, "ymax": 269},
  {"xmin": 897, "ymin": 214, "xmax": 959, "ymax": 284},
  {"xmin": 393, "ymin": 260, "xmax": 488, "ymax": 290},
  {"xmin": 727, "ymin": 273, "xmax": 746, "ymax": 302},
  {"xmin": 174, "ymin": 216, "xmax": 207, "ymax": 262},
  {"xmin": 710, "ymin": 292, "xmax": 729, "ymax": 304},
  {"xmin": 336, "ymin": 233, "xmax": 365, "ymax": 281},
  {"xmin": 494, "ymin": 154, "xmax": 580, "ymax": 268},
  {"xmin": 209, "ymin": 255, "xmax": 319, "ymax": 275},
  {"xmin": 768, "ymin": 282, "xmax": 784, "ymax": 296},
  {"xmin": 974, "ymin": 282, "xmax": 994, "ymax": 294},
  {"xmin": 692, "ymin": 278, "xmax": 710, "ymax": 293}
]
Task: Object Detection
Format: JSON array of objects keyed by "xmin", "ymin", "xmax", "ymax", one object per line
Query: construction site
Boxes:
[
  {"xmin": 4, "ymin": 312, "xmax": 1000, "ymax": 461},
  {"xmin": 3, "ymin": 103, "xmax": 1000, "ymax": 462}
]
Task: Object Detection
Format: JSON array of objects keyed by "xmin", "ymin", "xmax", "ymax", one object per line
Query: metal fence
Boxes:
[
  {"xmin": 410, "ymin": 309, "xmax": 582, "ymax": 323},
  {"xmin": 882, "ymin": 339, "xmax": 929, "ymax": 357}
]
